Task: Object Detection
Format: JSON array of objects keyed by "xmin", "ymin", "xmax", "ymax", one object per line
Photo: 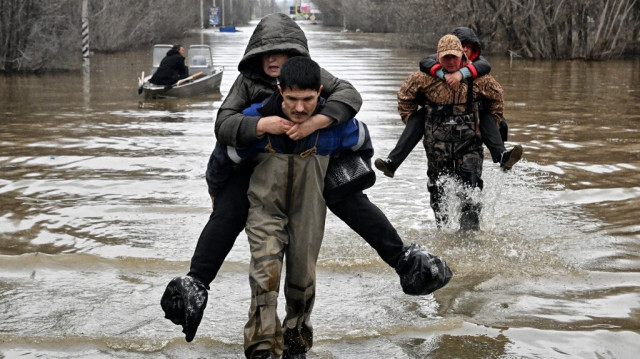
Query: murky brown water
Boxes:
[{"xmin": 1, "ymin": 22, "xmax": 639, "ymax": 359}]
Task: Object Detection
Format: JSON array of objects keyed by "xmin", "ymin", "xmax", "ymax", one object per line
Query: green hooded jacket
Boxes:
[{"xmin": 215, "ymin": 13, "xmax": 362, "ymax": 147}]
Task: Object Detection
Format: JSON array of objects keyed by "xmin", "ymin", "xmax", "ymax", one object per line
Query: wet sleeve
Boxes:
[
  {"xmin": 467, "ymin": 55, "xmax": 491, "ymax": 78},
  {"xmin": 205, "ymin": 143, "xmax": 235, "ymax": 196},
  {"xmin": 419, "ymin": 54, "xmax": 440, "ymax": 78},
  {"xmin": 178, "ymin": 56, "xmax": 189, "ymax": 79},
  {"xmin": 397, "ymin": 72, "xmax": 427, "ymax": 124},
  {"xmin": 215, "ymin": 75, "xmax": 262, "ymax": 147},
  {"xmin": 355, "ymin": 120, "xmax": 374, "ymax": 160},
  {"xmin": 337, "ymin": 119, "xmax": 371, "ymax": 154},
  {"xmin": 319, "ymin": 68, "xmax": 362, "ymax": 125},
  {"xmin": 459, "ymin": 67, "xmax": 472, "ymax": 79}
]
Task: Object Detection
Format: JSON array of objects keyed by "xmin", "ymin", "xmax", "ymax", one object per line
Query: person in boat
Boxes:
[
  {"xmin": 160, "ymin": 13, "xmax": 452, "ymax": 351},
  {"xmin": 396, "ymin": 34, "xmax": 505, "ymax": 231},
  {"xmin": 374, "ymin": 27, "xmax": 523, "ymax": 178},
  {"xmin": 149, "ymin": 44, "xmax": 189, "ymax": 86}
]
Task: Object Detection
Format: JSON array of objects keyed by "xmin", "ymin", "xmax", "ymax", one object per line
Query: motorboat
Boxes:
[{"xmin": 138, "ymin": 44, "xmax": 223, "ymax": 99}]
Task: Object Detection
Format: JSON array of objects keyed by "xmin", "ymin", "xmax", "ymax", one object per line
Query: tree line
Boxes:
[
  {"xmin": 2, "ymin": 0, "xmax": 637, "ymax": 72},
  {"xmin": 0, "ymin": 0, "xmax": 252, "ymax": 72},
  {"xmin": 314, "ymin": 0, "xmax": 639, "ymax": 60}
]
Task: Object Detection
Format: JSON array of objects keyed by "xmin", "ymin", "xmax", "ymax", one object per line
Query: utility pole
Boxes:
[
  {"xmin": 81, "ymin": 0, "xmax": 90, "ymax": 108},
  {"xmin": 81, "ymin": 0, "xmax": 90, "ymax": 59}
]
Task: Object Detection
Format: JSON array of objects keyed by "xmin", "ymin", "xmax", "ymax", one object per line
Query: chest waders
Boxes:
[
  {"xmin": 425, "ymin": 79, "xmax": 484, "ymax": 231},
  {"xmin": 243, "ymin": 141, "xmax": 328, "ymax": 358}
]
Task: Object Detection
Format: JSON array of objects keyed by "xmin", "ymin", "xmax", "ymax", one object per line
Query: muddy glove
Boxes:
[
  {"xmin": 160, "ymin": 275, "xmax": 208, "ymax": 342},
  {"xmin": 395, "ymin": 243, "xmax": 453, "ymax": 295}
]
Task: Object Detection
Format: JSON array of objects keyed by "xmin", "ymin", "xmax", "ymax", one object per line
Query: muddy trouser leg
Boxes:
[
  {"xmin": 456, "ymin": 151, "xmax": 484, "ymax": 230},
  {"xmin": 244, "ymin": 159, "xmax": 289, "ymax": 358},
  {"xmin": 479, "ymin": 111, "xmax": 507, "ymax": 163},
  {"xmin": 425, "ymin": 140, "xmax": 452, "ymax": 228},
  {"xmin": 427, "ymin": 175, "xmax": 447, "ymax": 228},
  {"xmin": 327, "ymin": 192, "xmax": 405, "ymax": 268},
  {"xmin": 188, "ymin": 163, "xmax": 252, "ymax": 287},
  {"xmin": 244, "ymin": 232, "xmax": 285, "ymax": 358},
  {"xmin": 282, "ymin": 164, "xmax": 327, "ymax": 355},
  {"xmin": 387, "ymin": 108, "xmax": 426, "ymax": 167}
]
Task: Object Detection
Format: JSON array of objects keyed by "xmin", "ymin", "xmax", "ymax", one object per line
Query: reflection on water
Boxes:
[{"xmin": 1, "ymin": 23, "xmax": 639, "ymax": 358}]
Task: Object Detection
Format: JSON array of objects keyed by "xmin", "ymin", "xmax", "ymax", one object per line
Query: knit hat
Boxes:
[{"xmin": 437, "ymin": 34, "xmax": 463, "ymax": 57}]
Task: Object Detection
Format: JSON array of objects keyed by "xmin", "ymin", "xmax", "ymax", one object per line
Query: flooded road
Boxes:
[{"xmin": 1, "ymin": 21, "xmax": 639, "ymax": 358}]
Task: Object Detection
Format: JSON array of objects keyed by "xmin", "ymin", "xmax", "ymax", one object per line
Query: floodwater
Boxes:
[{"xmin": 1, "ymin": 21, "xmax": 639, "ymax": 359}]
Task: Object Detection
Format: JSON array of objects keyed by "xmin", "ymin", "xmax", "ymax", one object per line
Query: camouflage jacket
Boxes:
[{"xmin": 397, "ymin": 71, "xmax": 504, "ymax": 125}]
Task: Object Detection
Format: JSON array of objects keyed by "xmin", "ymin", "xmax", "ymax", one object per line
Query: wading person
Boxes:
[
  {"xmin": 375, "ymin": 27, "xmax": 522, "ymax": 178},
  {"xmin": 396, "ymin": 34, "xmax": 505, "ymax": 231},
  {"xmin": 161, "ymin": 13, "xmax": 452, "ymax": 346},
  {"xmin": 149, "ymin": 44, "xmax": 189, "ymax": 86},
  {"xmin": 219, "ymin": 57, "xmax": 376, "ymax": 359}
]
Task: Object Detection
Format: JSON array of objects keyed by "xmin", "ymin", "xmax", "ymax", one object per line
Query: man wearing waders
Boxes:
[
  {"xmin": 212, "ymin": 57, "xmax": 383, "ymax": 358},
  {"xmin": 375, "ymin": 27, "xmax": 522, "ymax": 178},
  {"xmin": 397, "ymin": 34, "xmax": 505, "ymax": 231}
]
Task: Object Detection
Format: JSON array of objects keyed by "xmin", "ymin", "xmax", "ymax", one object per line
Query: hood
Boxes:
[
  {"xmin": 451, "ymin": 27, "xmax": 482, "ymax": 60},
  {"xmin": 166, "ymin": 48, "xmax": 181, "ymax": 57},
  {"xmin": 238, "ymin": 13, "xmax": 310, "ymax": 82}
]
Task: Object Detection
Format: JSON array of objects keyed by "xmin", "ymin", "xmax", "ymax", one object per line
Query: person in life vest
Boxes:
[
  {"xmin": 375, "ymin": 27, "xmax": 522, "ymax": 178},
  {"xmin": 397, "ymin": 34, "xmax": 505, "ymax": 231}
]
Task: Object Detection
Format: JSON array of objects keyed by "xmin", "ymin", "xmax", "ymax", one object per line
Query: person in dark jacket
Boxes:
[
  {"xmin": 149, "ymin": 44, "xmax": 189, "ymax": 86},
  {"xmin": 374, "ymin": 27, "xmax": 523, "ymax": 178},
  {"xmin": 160, "ymin": 13, "xmax": 451, "ymax": 347}
]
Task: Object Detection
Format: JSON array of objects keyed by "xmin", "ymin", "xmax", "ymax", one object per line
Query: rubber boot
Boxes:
[{"xmin": 459, "ymin": 203, "xmax": 481, "ymax": 232}]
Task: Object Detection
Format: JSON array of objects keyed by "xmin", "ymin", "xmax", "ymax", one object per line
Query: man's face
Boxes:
[
  {"xmin": 279, "ymin": 85, "xmax": 322, "ymax": 124},
  {"xmin": 262, "ymin": 52, "xmax": 290, "ymax": 78},
  {"xmin": 439, "ymin": 54, "xmax": 463, "ymax": 73}
]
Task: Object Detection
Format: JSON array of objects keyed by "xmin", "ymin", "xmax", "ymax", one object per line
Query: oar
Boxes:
[
  {"xmin": 137, "ymin": 71, "xmax": 145, "ymax": 95},
  {"xmin": 175, "ymin": 72, "xmax": 204, "ymax": 86}
]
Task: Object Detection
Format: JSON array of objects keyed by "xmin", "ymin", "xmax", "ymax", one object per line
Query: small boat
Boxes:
[{"xmin": 138, "ymin": 44, "xmax": 223, "ymax": 99}]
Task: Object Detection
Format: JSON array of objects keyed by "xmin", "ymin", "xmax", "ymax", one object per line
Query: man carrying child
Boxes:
[{"xmin": 213, "ymin": 56, "xmax": 373, "ymax": 359}]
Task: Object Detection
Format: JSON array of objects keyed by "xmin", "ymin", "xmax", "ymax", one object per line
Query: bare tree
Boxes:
[
  {"xmin": 313, "ymin": 0, "xmax": 639, "ymax": 59},
  {"xmin": 0, "ymin": 0, "xmax": 255, "ymax": 72},
  {"xmin": 0, "ymin": 0, "xmax": 81, "ymax": 71},
  {"xmin": 89, "ymin": 0, "xmax": 201, "ymax": 52}
]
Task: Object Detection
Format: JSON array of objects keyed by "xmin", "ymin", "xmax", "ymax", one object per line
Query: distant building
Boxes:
[{"xmin": 285, "ymin": 1, "xmax": 322, "ymax": 23}]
